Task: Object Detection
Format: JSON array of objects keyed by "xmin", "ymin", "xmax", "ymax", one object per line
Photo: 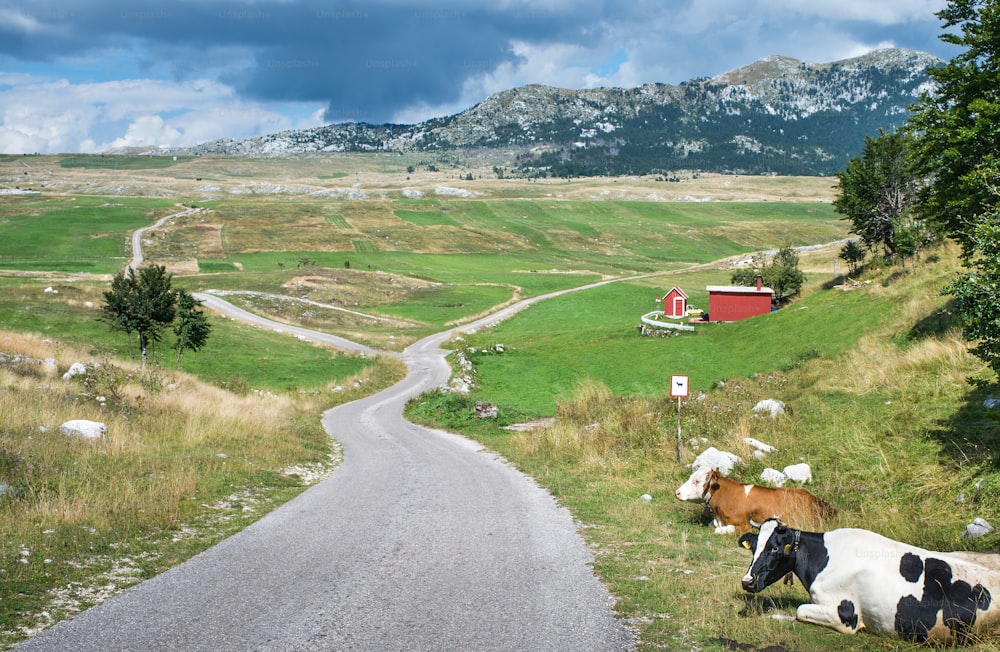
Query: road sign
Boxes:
[{"xmin": 670, "ymin": 375, "xmax": 689, "ymax": 398}]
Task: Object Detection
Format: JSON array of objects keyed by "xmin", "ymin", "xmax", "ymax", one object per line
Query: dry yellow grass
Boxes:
[
  {"xmin": 0, "ymin": 154, "xmax": 838, "ymax": 202},
  {"xmin": 0, "ymin": 328, "xmax": 341, "ymax": 643}
]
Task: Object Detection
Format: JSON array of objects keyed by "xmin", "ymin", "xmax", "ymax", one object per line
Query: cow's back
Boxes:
[
  {"xmin": 745, "ymin": 484, "xmax": 833, "ymax": 531},
  {"xmin": 815, "ymin": 529, "xmax": 1000, "ymax": 642}
]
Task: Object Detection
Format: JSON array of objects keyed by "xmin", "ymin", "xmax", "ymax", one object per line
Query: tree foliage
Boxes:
[
  {"xmin": 946, "ymin": 218, "xmax": 1000, "ymax": 375},
  {"xmin": 905, "ymin": 0, "xmax": 1000, "ymax": 376},
  {"xmin": 730, "ymin": 246, "xmax": 805, "ymax": 304},
  {"xmin": 173, "ymin": 290, "xmax": 212, "ymax": 368},
  {"xmin": 833, "ymin": 130, "xmax": 923, "ymax": 258},
  {"xmin": 102, "ymin": 265, "xmax": 177, "ymax": 367},
  {"xmin": 907, "ymin": 0, "xmax": 1000, "ymax": 258},
  {"xmin": 838, "ymin": 240, "xmax": 866, "ymax": 277}
]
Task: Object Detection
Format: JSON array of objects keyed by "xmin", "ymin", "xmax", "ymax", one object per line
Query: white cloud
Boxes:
[
  {"xmin": 0, "ymin": 74, "xmax": 325, "ymax": 153},
  {"xmin": 761, "ymin": 0, "xmax": 946, "ymax": 24}
]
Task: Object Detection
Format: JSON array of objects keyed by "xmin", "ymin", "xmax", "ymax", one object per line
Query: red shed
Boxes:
[
  {"xmin": 707, "ymin": 276, "xmax": 774, "ymax": 322},
  {"xmin": 656, "ymin": 287, "xmax": 688, "ymax": 319}
]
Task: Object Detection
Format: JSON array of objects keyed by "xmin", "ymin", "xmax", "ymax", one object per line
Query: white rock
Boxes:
[
  {"xmin": 690, "ymin": 447, "xmax": 742, "ymax": 475},
  {"xmin": 984, "ymin": 398, "xmax": 1000, "ymax": 410},
  {"xmin": 60, "ymin": 420, "xmax": 107, "ymax": 440},
  {"xmin": 760, "ymin": 468, "xmax": 788, "ymax": 486},
  {"xmin": 783, "ymin": 463, "xmax": 813, "ymax": 483},
  {"xmin": 62, "ymin": 362, "xmax": 89, "ymax": 380},
  {"xmin": 963, "ymin": 517, "xmax": 994, "ymax": 539},
  {"xmin": 44, "ymin": 287, "xmax": 58, "ymax": 294},
  {"xmin": 641, "ymin": 494, "xmax": 652, "ymax": 502},
  {"xmin": 744, "ymin": 437, "xmax": 777, "ymax": 453},
  {"xmin": 752, "ymin": 399, "xmax": 785, "ymax": 418}
]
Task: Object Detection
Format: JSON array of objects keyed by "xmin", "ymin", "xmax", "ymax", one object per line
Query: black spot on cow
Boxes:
[
  {"xmin": 837, "ymin": 599, "xmax": 859, "ymax": 630},
  {"xmin": 895, "ymin": 556, "xmax": 994, "ymax": 642},
  {"xmin": 899, "ymin": 552, "xmax": 923, "ymax": 583}
]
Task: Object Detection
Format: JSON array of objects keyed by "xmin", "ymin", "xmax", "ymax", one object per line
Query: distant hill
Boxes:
[{"xmin": 169, "ymin": 48, "xmax": 940, "ymax": 177}]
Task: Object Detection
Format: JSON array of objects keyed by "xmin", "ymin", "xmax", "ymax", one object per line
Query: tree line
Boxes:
[{"xmin": 832, "ymin": 0, "xmax": 1000, "ymax": 376}]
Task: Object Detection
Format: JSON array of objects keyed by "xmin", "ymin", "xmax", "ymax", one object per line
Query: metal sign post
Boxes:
[{"xmin": 670, "ymin": 375, "xmax": 689, "ymax": 463}]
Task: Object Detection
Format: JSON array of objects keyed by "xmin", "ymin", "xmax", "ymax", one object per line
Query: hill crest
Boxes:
[{"xmin": 166, "ymin": 48, "xmax": 941, "ymax": 176}]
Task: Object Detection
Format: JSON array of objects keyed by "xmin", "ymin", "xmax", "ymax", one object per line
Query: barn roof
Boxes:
[{"xmin": 707, "ymin": 285, "xmax": 775, "ymax": 295}]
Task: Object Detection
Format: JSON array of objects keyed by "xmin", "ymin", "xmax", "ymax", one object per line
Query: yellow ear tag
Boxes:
[
  {"xmin": 741, "ymin": 540, "xmax": 752, "ymax": 549},
  {"xmin": 783, "ymin": 544, "xmax": 792, "ymax": 553}
]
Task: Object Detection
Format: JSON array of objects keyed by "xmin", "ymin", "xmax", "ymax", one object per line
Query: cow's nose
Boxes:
[{"xmin": 741, "ymin": 576, "xmax": 756, "ymax": 592}]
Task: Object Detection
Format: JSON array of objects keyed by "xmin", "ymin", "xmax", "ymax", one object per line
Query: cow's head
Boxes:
[
  {"xmin": 674, "ymin": 465, "xmax": 715, "ymax": 502},
  {"xmin": 739, "ymin": 518, "xmax": 798, "ymax": 593}
]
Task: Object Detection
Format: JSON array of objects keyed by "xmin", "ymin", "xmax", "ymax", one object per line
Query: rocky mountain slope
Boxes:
[{"xmin": 172, "ymin": 48, "xmax": 940, "ymax": 176}]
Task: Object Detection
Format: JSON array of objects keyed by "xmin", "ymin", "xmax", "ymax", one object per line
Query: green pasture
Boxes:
[
  {"xmin": 0, "ymin": 278, "xmax": 375, "ymax": 393},
  {"xmin": 0, "ymin": 196, "xmax": 174, "ymax": 274},
  {"xmin": 59, "ymin": 155, "xmax": 193, "ymax": 170},
  {"xmin": 459, "ymin": 270, "xmax": 887, "ymax": 416},
  {"xmin": 208, "ymin": 198, "xmax": 844, "ymax": 277}
]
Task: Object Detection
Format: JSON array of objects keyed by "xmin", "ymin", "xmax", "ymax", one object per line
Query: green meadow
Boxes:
[{"xmin": 1, "ymin": 165, "xmax": 997, "ymax": 651}]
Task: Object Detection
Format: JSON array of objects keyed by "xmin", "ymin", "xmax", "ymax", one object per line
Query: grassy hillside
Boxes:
[
  {"xmin": 2, "ymin": 161, "xmax": 998, "ymax": 649},
  {"xmin": 407, "ymin": 244, "xmax": 1000, "ymax": 651}
]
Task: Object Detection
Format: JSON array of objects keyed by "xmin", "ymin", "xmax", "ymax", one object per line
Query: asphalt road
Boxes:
[{"xmin": 17, "ymin": 286, "xmax": 634, "ymax": 651}]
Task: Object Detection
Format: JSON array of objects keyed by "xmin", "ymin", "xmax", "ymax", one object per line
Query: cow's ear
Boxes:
[
  {"xmin": 739, "ymin": 533, "xmax": 757, "ymax": 551},
  {"xmin": 783, "ymin": 543, "xmax": 793, "ymax": 555}
]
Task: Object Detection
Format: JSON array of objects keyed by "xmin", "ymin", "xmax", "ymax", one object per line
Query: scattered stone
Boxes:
[
  {"xmin": 984, "ymin": 398, "xmax": 1000, "ymax": 410},
  {"xmin": 963, "ymin": 517, "xmax": 994, "ymax": 539},
  {"xmin": 44, "ymin": 287, "xmax": 58, "ymax": 294},
  {"xmin": 752, "ymin": 399, "xmax": 785, "ymax": 418},
  {"xmin": 62, "ymin": 362, "xmax": 89, "ymax": 380},
  {"xmin": 474, "ymin": 402, "xmax": 498, "ymax": 419},
  {"xmin": 690, "ymin": 447, "xmax": 741, "ymax": 475},
  {"xmin": 760, "ymin": 468, "xmax": 788, "ymax": 486},
  {"xmin": 60, "ymin": 420, "xmax": 107, "ymax": 440},
  {"xmin": 641, "ymin": 494, "xmax": 652, "ymax": 502},
  {"xmin": 744, "ymin": 437, "xmax": 776, "ymax": 453},
  {"xmin": 783, "ymin": 463, "xmax": 812, "ymax": 483}
]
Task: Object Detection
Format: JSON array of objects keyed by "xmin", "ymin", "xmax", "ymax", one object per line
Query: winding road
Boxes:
[{"xmin": 16, "ymin": 212, "xmax": 635, "ymax": 650}]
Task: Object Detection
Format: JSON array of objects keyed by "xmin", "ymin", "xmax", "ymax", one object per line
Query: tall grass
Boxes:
[
  {"xmin": 0, "ymin": 331, "xmax": 339, "ymax": 646},
  {"xmin": 408, "ymin": 244, "xmax": 1000, "ymax": 651}
]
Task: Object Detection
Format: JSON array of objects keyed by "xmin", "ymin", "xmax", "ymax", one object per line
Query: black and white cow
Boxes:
[{"xmin": 739, "ymin": 519, "xmax": 1000, "ymax": 644}]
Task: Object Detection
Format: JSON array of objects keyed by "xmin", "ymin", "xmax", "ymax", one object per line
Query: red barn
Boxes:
[
  {"xmin": 656, "ymin": 287, "xmax": 688, "ymax": 319},
  {"xmin": 707, "ymin": 276, "xmax": 774, "ymax": 322}
]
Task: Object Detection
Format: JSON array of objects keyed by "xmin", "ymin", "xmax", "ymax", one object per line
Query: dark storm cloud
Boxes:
[
  {"xmin": 0, "ymin": 0, "xmax": 962, "ymax": 153},
  {"xmin": 1, "ymin": 0, "xmax": 606, "ymax": 123}
]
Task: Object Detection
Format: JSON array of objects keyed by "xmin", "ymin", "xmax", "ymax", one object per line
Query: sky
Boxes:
[{"xmin": 0, "ymin": 0, "xmax": 961, "ymax": 154}]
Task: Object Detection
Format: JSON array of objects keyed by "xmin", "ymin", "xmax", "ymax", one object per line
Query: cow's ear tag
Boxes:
[
  {"xmin": 741, "ymin": 540, "xmax": 752, "ymax": 550},
  {"xmin": 783, "ymin": 543, "xmax": 792, "ymax": 554}
]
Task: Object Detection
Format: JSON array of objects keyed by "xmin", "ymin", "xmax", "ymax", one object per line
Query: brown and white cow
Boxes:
[
  {"xmin": 740, "ymin": 519, "xmax": 1000, "ymax": 644},
  {"xmin": 675, "ymin": 466, "xmax": 834, "ymax": 534}
]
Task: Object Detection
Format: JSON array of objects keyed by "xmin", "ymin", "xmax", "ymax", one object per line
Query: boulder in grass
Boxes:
[
  {"xmin": 783, "ymin": 462, "xmax": 813, "ymax": 483},
  {"xmin": 690, "ymin": 446, "xmax": 742, "ymax": 475},
  {"xmin": 60, "ymin": 420, "xmax": 107, "ymax": 440},
  {"xmin": 752, "ymin": 399, "xmax": 785, "ymax": 418},
  {"xmin": 963, "ymin": 517, "xmax": 994, "ymax": 539},
  {"xmin": 62, "ymin": 362, "xmax": 89, "ymax": 380},
  {"xmin": 760, "ymin": 468, "xmax": 788, "ymax": 486}
]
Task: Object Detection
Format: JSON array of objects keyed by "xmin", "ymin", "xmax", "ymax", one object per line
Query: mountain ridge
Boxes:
[{"xmin": 166, "ymin": 48, "xmax": 941, "ymax": 176}]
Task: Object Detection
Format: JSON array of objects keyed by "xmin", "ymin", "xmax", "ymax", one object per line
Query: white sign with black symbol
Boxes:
[{"xmin": 670, "ymin": 374, "xmax": 689, "ymax": 398}]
